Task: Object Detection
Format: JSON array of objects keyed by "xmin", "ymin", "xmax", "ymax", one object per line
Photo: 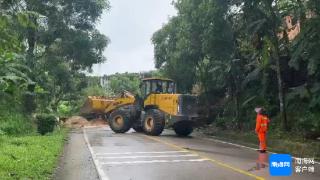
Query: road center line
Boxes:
[
  {"xmin": 101, "ymin": 158, "xmax": 209, "ymax": 165},
  {"xmin": 143, "ymin": 135, "xmax": 265, "ymax": 180},
  {"xmin": 97, "ymin": 154, "xmax": 197, "ymax": 159},
  {"xmin": 95, "ymin": 150, "xmax": 188, "ymax": 156}
]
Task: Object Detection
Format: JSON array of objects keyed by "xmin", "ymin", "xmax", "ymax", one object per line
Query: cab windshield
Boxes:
[{"xmin": 141, "ymin": 80, "xmax": 176, "ymax": 97}]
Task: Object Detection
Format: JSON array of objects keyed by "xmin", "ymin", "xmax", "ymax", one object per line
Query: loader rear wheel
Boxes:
[
  {"xmin": 108, "ymin": 109, "xmax": 132, "ymax": 133},
  {"xmin": 173, "ymin": 122, "xmax": 193, "ymax": 136},
  {"xmin": 143, "ymin": 109, "xmax": 165, "ymax": 136}
]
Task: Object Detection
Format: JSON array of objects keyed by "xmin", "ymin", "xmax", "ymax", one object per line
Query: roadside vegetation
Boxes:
[
  {"xmin": 152, "ymin": 0, "xmax": 320, "ymax": 144},
  {"xmin": 0, "ymin": 130, "xmax": 68, "ymax": 179},
  {"xmin": 0, "ymin": 0, "xmax": 109, "ymax": 179}
]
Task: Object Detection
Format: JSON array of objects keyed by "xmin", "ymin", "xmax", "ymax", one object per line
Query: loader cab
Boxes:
[{"xmin": 140, "ymin": 78, "xmax": 177, "ymax": 98}]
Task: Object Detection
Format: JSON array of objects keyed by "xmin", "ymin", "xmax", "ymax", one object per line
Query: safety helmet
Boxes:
[{"xmin": 255, "ymin": 107, "xmax": 262, "ymax": 113}]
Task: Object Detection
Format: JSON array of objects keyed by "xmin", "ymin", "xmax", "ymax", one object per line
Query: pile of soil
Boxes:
[
  {"xmin": 63, "ymin": 116, "xmax": 89, "ymax": 128},
  {"xmin": 63, "ymin": 116, "xmax": 107, "ymax": 128}
]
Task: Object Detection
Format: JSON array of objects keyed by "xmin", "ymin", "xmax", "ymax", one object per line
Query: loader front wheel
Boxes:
[
  {"xmin": 173, "ymin": 121, "xmax": 193, "ymax": 136},
  {"xmin": 108, "ymin": 109, "xmax": 132, "ymax": 133},
  {"xmin": 143, "ymin": 109, "xmax": 165, "ymax": 136}
]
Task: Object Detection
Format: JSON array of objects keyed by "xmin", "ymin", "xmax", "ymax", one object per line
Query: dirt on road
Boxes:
[{"xmin": 63, "ymin": 116, "xmax": 107, "ymax": 128}]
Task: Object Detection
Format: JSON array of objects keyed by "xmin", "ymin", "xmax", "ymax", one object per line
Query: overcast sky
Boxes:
[{"xmin": 91, "ymin": 0, "xmax": 176, "ymax": 76}]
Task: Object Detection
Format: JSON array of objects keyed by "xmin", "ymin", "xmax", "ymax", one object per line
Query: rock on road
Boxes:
[{"xmin": 56, "ymin": 126, "xmax": 320, "ymax": 180}]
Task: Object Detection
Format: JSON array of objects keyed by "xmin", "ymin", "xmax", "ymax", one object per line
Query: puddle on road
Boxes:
[{"xmin": 247, "ymin": 152, "xmax": 269, "ymax": 172}]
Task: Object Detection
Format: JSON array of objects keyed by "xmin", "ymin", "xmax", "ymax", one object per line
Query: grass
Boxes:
[
  {"xmin": 196, "ymin": 126, "xmax": 320, "ymax": 161},
  {"xmin": 0, "ymin": 112, "xmax": 35, "ymax": 136},
  {"xmin": 0, "ymin": 129, "xmax": 68, "ymax": 180}
]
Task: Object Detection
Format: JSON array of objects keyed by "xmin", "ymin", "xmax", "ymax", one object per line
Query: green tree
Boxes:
[
  {"xmin": 1, "ymin": 0, "xmax": 110, "ymax": 114},
  {"xmin": 24, "ymin": 0, "xmax": 110, "ymax": 112},
  {"xmin": 0, "ymin": 6, "xmax": 34, "ymax": 93},
  {"xmin": 107, "ymin": 73, "xmax": 141, "ymax": 95},
  {"xmin": 153, "ymin": 0, "xmax": 320, "ymax": 135}
]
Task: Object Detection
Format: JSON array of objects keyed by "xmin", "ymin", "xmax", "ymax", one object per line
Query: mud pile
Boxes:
[
  {"xmin": 63, "ymin": 116, "xmax": 89, "ymax": 128},
  {"xmin": 63, "ymin": 116, "xmax": 107, "ymax": 128}
]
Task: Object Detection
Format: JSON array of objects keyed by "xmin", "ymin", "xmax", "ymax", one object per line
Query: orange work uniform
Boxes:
[{"xmin": 255, "ymin": 114, "xmax": 270, "ymax": 151}]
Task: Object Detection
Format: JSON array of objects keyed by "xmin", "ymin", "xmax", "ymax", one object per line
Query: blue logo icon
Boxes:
[{"xmin": 269, "ymin": 154, "xmax": 292, "ymax": 176}]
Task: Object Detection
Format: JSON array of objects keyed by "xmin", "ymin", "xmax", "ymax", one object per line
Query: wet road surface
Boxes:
[
  {"xmin": 54, "ymin": 129, "xmax": 99, "ymax": 180},
  {"xmin": 82, "ymin": 126, "xmax": 320, "ymax": 180}
]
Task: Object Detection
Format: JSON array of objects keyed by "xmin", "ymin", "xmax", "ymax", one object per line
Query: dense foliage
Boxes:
[
  {"xmin": 100, "ymin": 71, "xmax": 164, "ymax": 96},
  {"xmin": 152, "ymin": 0, "xmax": 320, "ymax": 138},
  {"xmin": 105, "ymin": 73, "xmax": 141, "ymax": 95},
  {"xmin": 36, "ymin": 114, "xmax": 56, "ymax": 135},
  {"xmin": 0, "ymin": 0, "xmax": 109, "ymax": 135}
]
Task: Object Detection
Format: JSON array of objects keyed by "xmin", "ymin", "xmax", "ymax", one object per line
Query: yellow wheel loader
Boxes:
[{"xmin": 81, "ymin": 78, "xmax": 199, "ymax": 136}]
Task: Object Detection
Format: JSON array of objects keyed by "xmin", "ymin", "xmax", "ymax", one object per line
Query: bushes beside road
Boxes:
[
  {"xmin": 0, "ymin": 102, "xmax": 68, "ymax": 179},
  {"xmin": 0, "ymin": 113, "xmax": 34, "ymax": 136}
]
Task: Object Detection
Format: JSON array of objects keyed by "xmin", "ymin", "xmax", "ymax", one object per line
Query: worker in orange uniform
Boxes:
[{"xmin": 255, "ymin": 107, "xmax": 270, "ymax": 153}]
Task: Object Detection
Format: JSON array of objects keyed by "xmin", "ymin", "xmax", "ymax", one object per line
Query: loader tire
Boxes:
[
  {"xmin": 173, "ymin": 121, "xmax": 193, "ymax": 136},
  {"xmin": 143, "ymin": 109, "xmax": 165, "ymax": 136},
  {"xmin": 108, "ymin": 109, "xmax": 132, "ymax": 133}
]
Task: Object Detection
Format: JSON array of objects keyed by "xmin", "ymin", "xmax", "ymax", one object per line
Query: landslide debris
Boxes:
[{"xmin": 63, "ymin": 116, "xmax": 107, "ymax": 128}]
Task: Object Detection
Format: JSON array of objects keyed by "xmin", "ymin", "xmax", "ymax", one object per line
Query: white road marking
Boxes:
[
  {"xmin": 101, "ymin": 158, "xmax": 209, "ymax": 165},
  {"xmin": 95, "ymin": 150, "xmax": 188, "ymax": 156},
  {"xmin": 83, "ymin": 128, "xmax": 109, "ymax": 180},
  {"xmin": 97, "ymin": 154, "xmax": 198, "ymax": 159},
  {"xmin": 202, "ymin": 136, "xmax": 320, "ymax": 165},
  {"xmin": 202, "ymin": 137, "xmax": 258, "ymax": 151}
]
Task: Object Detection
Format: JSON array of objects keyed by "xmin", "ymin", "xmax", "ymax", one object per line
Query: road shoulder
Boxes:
[{"xmin": 54, "ymin": 128, "xmax": 99, "ymax": 180}]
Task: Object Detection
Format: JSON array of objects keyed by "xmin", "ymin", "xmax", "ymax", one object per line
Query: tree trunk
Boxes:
[
  {"xmin": 27, "ymin": 29, "xmax": 36, "ymax": 69},
  {"xmin": 268, "ymin": 1, "xmax": 288, "ymax": 131},
  {"xmin": 275, "ymin": 54, "xmax": 288, "ymax": 130},
  {"xmin": 271, "ymin": 34, "xmax": 288, "ymax": 131},
  {"xmin": 26, "ymin": 3, "xmax": 37, "ymax": 69},
  {"xmin": 235, "ymin": 92, "xmax": 241, "ymax": 130}
]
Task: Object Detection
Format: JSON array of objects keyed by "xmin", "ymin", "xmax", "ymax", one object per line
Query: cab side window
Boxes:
[
  {"xmin": 168, "ymin": 82, "xmax": 175, "ymax": 93},
  {"xmin": 151, "ymin": 81, "xmax": 157, "ymax": 92},
  {"xmin": 145, "ymin": 81, "xmax": 151, "ymax": 96},
  {"xmin": 140, "ymin": 83, "xmax": 146, "ymax": 97},
  {"xmin": 162, "ymin": 82, "xmax": 168, "ymax": 93}
]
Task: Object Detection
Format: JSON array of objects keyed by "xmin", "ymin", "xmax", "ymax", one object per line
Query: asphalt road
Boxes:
[
  {"xmin": 54, "ymin": 129, "xmax": 99, "ymax": 180},
  {"xmin": 71, "ymin": 126, "xmax": 319, "ymax": 180}
]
